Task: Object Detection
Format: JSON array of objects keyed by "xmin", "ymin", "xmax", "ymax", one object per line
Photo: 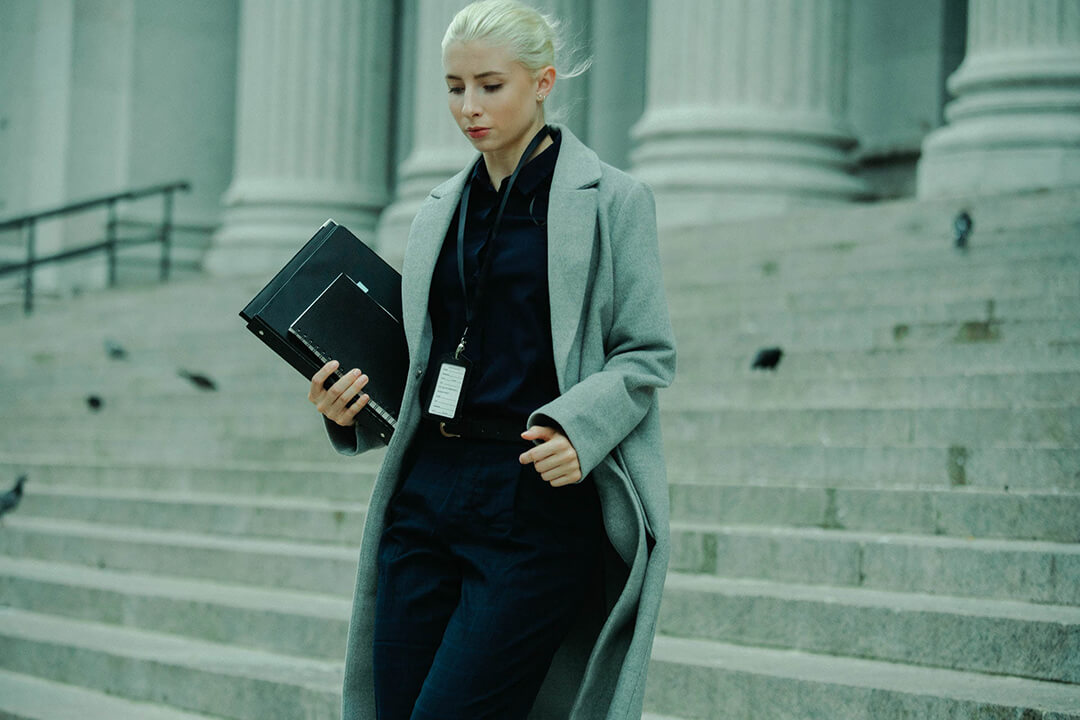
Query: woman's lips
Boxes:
[{"xmin": 467, "ymin": 127, "xmax": 490, "ymax": 138}]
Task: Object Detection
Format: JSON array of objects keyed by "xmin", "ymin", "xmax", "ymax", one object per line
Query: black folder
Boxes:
[{"xmin": 239, "ymin": 220, "xmax": 407, "ymax": 443}]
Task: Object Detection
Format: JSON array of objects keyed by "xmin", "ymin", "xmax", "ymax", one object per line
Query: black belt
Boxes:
[{"xmin": 428, "ymin": 417, "xmax": 525, "ymax": 443}]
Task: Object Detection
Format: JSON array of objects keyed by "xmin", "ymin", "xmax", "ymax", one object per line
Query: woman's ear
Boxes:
[{"xmin": 537, "ymin": 65, "xmax": 556, "ymax": 99}]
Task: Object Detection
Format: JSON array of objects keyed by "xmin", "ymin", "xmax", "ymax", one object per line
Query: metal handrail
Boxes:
[{"xmin": 0, "ymin": 181, "xmax": 191, "ymax": 314}]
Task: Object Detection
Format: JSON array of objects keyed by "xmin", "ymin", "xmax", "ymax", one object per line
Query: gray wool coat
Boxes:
[{"xmin": 327, "ymin": 124, "xmax": 676, "ymax": 720}]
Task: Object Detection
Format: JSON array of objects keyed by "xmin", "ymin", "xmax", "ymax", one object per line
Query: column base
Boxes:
[
  {"xmin": 917, "ymin": 114, "xmax": 1080, "ymax": 198},
  {"xmin": 650, "ymin": 187, "xmax": 868, "ymax": 229},
  {"xmin": 631, "ymin": 110, "xmax": 871, "ymax": 228},
  {"xmin": 205, "ymin": 202, "xmax": 379, "ymax": 277},
  {"xmin": 918, "ymin": 144, "xmax": 1080, "ymax": 199}
]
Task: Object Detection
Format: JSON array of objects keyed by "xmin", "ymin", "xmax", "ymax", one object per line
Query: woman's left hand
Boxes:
[{"xmin": 519, "ymin": 426, "xmax": 582, "ymax": 487}]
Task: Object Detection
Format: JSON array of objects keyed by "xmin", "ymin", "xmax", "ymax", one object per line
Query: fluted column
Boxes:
[
  {"xmin": 375, "ymin": 0, "xmax": 473, "ymax": 270},
  {"xmin": 918, "ymin": 0, "xmax": 1080, "ymax": 198},
  {"xmin": 630, "ymin": 0, "xmax": 868, "ymax": 227},
  {"xmin": 534, "ymin": 0, "xmax": 591, "ymax": 142},
  {"xmin": 207, "ymin": 0, "xmax": 393, "ymax": 276}
]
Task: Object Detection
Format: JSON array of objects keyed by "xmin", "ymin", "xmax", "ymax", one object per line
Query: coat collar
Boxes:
[{"xmin": 401, "ymin": 124, "xmax": 601, "ymax": 389}]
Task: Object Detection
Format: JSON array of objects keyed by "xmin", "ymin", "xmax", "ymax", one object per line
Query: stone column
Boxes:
[
  {"xmin": 534, "ymin": 0, "xmax": 591, "ymax": 143},
  {"xmin": 207, "ymin": 0, "xmax": 393, "ymax": 276},
  {"xmin": 630, "ymin": 0, "xmax": 868, "ymax": 227},
  {"xmin": 375, "ymin": 0, "xmax": 473, "ymax": 270},
  {"xmin": 587, "ymin": 0, "xmax": 647, "ymax": 170},
  {"xmin": 917, "ymin": 0, "xmax": 1080, "ymax": 198}
]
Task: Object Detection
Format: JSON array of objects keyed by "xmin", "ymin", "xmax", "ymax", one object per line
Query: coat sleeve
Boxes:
[
  {"xmin": 324, "ymin": 416, "xmax": 385, "ymax": 456},
  {"xmin": 527, "ymin": 180, "xmax": 676, "ymax": 478}
]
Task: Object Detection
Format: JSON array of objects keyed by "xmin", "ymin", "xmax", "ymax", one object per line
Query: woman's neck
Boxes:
[{"xmin": 483, "ymin": 124, "xmax": 552, "ymax": 191}]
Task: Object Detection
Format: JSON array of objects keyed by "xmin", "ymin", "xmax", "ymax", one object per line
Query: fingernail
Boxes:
[{"xmin": 351, "ymin": 369, "xmax": 361, "ymax": 377}]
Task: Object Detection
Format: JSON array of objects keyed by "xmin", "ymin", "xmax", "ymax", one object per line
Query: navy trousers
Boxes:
[{"xmin": 373, "ymin": 429, "xmax": 602, "ymax": 720}]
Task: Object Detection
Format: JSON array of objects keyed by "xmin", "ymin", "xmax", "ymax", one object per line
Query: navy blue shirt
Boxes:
[{"xmin": 422, "ymin": 131, "xmax": 562, "ymax": 425}]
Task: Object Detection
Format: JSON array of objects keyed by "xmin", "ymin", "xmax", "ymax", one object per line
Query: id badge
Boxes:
[{"xmin": 424, "ymin": 353, "xmax": 471, "ymax": 421}]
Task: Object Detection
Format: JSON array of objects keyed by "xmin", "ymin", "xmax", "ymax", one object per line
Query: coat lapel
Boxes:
[
  {"xmin": 400, "ymin": 168, "xmax": 470, "ymax": 364},
  {"xmin": 546, "ymin": 126, "xmax": 601, "ymax": 389},
  {"xmin": 398, "ymin": 125, "xmax": 602, "ymax": 387}
]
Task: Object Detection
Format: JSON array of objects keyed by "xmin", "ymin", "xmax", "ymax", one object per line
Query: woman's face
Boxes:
[{"xmin": 444, "ymin": 40, "xmax": 552, "ymax": 159}]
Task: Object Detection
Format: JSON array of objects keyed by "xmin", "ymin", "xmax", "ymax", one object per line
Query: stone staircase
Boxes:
[{"xmin": 0, "ymin": 187, "xmax": 1078, "ymax": 718}]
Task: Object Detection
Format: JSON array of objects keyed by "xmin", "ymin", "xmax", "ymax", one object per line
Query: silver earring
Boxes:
[{"xmin": 537, "ymin": 93, "xmax": 545, "ymax": 102}]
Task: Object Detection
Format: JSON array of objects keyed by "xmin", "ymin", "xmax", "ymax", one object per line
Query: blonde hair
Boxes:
[{"xmin": 442, "ymin": 0, "xmax": 589, "ymax": 80}]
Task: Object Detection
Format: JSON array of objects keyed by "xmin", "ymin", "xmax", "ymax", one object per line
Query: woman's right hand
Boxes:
[{"xmin": 309, "ymin": 360, "xmax": 371, "ymax": 427}]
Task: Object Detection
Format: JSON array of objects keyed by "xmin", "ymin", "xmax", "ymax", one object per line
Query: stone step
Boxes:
[
  {"xmin": 667, "ymin": 252, "xmax": 1079, "ymax": 299},
  {"xmin": 0, "ymin": 418, "xmax": 355, "ymax": 464},
  {"xmin": 668, "ymin": 523, "xmax": 1080, "ymax": 606},
  {"xmin": 0, "ymin": 557, "xmax": 349, "ymax": 660},
  {"xmin": 645, "ymin": 635, "xmax": 1080, "ymax": 720},
  {"xmin": 0, "ymin": 608, "xmax": 342, "ymax": 720},
  {"xmin": 667, "ymin": 483, "xmax": 1080, "ymax": 543},
  {"xmin": 4, "ymin": 260, "xmax": 1075, "ymax": 363},
  {"xmin": 5, "ymin": 290, "xmax": 1075, "ymax": 385},
  {"xmin": 664, "ymin": 370, "xmax": 1080, "ymax": 410},
  {"xmin": 674, "ymin": 315, "xmax": 1079, "ymax": 360},
  {"xmin": 7, "ymin": 369, "xmax": 1080, "ymax": 428},
  {"xmin": 666, "ymin": 264, "xmax": 1079, "ymax": 316},
  {"xmin": 0, "ymin": 457, "xmax": 380, "ymax": 501},
  {"xmin": 659, "ymin": 186, "xmax": 1080, "ymax": 256},
  {"xmin": 674, "ymin": 340, "xmax": 1080, "ymax": 383},
  {"xmin": 2, "ymin": 406, "xmax": 341, "ymax": 439},
  {"xmin": 10, "ymin": 405, "xmax": 1076, "ymax": 452},
  {"xmin": 664, "ymin": 228, "xmax": 1080, "ymax": 288},
  {"xmin": 3, "ymin": 429, "xmax": 1075, "ymax": 490},
  {"xmin": 664, "ymin": 442, "xmax": 1080, "ymax": 491},
  {"xmin": 662, "ymin": 221, "xmax": 1079, "ymax": 278},
  {"xmin": 668, "ymin": 291, "xmax": 1079, "ymax": 336},
  {"xmin": 1, "ymin": 324, "xmax": 275, "ymax": 368},
  {"xmin": 663, "ymin": 406, "xmax": 1080, "ymax": 449},
  {"xmin": 8, "ymin": 368, "xmax": 1079, "ymax": 418},
  {"xmin": 705, "ymin": 316, "xmax": 1080, "ymax": 355},
  {"xmin": 17, "ymin": 486, "xmax": 369, "ymax": 545},
  {"xmin": 0, "ymin": 668, "xmax": 226, "ymax": 720},
  {"xmin": 2, "ymin": 374, "xmax": 1075, "ymax": 424},
  {"xmin": 0, "ymin": 276, "xmax": 263, "ymax": 331},
  {"xmin": 660, "ymin": 573, "xmax": 1080, "ymax": 684},
  {"xmin": 5, "ymin": 327, "xmax": 1078, "ymax": 402},
  {"xmin": 0, "ymin": 517, "xmax": 359, "ymax": 597}
]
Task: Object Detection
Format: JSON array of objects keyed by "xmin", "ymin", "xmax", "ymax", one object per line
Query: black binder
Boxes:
[{"xmin": 239, "ymin": 220, "xmax": 407, "ymax": 444}]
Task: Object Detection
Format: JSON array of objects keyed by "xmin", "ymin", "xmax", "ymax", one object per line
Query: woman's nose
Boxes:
[{"xmin": 461, "ymin": 89, "xmax": 480, "ymax": 116}]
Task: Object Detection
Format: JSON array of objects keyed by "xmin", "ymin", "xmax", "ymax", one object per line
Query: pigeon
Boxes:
[
  {"xmin": 0, "ymin": 475, "xmax": 27, "ymax": 521},
  {"xmin": 751, "ymin": 347, "xmax": 783, "ymax": 371},
  {"xmin": 104, "ymin": 339, "xmax": 128, "ymax": 360},
  {"xmin": 178, "ymin": 370, "xmax": 217, "ymax": 391},
  {"xmin": 953, "ymin": 210, "xmax": 973, "ymax": 250},
  {"xmin": 86, "ymin": 395, "xmax": 104, "ymax": 411}
]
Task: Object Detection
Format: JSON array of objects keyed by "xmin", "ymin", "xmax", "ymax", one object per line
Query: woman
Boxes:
[{"xmin": 309, "ymin": 2, "xmax": 675, "ymax": 718}]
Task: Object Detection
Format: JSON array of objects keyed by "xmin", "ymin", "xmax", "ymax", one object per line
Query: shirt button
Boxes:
[{"xmin": 415, "ymin": 368, "xmax": 423, "ymax": 378}]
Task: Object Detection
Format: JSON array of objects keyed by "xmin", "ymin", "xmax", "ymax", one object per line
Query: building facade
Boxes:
[{"xmin": 1, "ymin": 0, "xmax": 1077, "ymax": 287}]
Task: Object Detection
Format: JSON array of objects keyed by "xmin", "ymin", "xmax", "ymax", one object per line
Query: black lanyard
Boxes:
[{"xmin": 453, "ymin": 124, "xmax": 550, "ymax": 360}]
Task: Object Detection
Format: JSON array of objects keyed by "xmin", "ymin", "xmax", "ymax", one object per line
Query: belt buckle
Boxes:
[{"xmin": 439, "ymin": 421, "xmax": 461, "ymax": 438}]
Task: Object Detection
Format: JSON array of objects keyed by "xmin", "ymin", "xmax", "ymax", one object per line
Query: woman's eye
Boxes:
[
  {"xmin": 448, "ymin": 87, "xmax": 464, "ymax": 95},
  {"xmin": 483, "ymin": 84, "xmax": 502, "ymax": 93}
]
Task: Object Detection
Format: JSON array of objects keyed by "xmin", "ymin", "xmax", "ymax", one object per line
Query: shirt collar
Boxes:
[{"xmin": 473, "ymin": 128, "xmax": 561, "ymax": 197}]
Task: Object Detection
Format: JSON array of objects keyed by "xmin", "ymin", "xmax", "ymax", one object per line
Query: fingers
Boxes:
[
  {"xmin": 309, "ymin": 362, "xmax": 371, "ymax": 427},
  {"xmin": 518, "ymin": 425, "xmax": 562, "ymax": 465},
  {"xmin": 520, "ymin": 425, "xmax": 555, "ymax": 443},
  {"xmin": 547, "ymin": 470, "xmax": 582, "ymax": 487},
  {"xmin": 519, "ymin": 426, "xmax": 582, "ymax": 486},
  {"xmin": 308, "ymin": 360, "xmax": 339, "ymax": 402}
]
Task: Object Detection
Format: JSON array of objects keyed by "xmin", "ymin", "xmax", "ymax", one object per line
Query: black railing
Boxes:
[{"xmin": 0, "ymin": 181, "xmax": 191, "ymax": 314}]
